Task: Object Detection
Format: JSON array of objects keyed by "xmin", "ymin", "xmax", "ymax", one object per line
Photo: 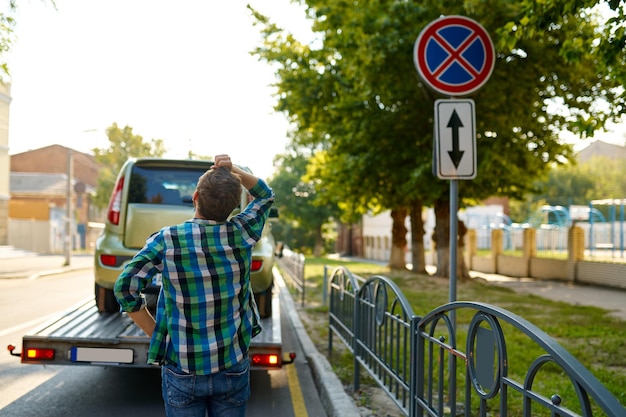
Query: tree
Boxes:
[
  {"xmin": 92, "ymin": 123, "xmax": 165, "ymax": 209},
  {"xmin": 268, "ymin": 146, "xmax": 339, "ymax": 255},
  {"xmin": 510, "ymin": 152, "xmax": 626, "ymax": 221},
  {"xmin": 251, "ymin": 1, "xmax": 623, "ymax": 277},
  {"xmin": 0, "ymin": 1, "xmax": 17, "ymax": 81},
  {"xmin": 1, "ymin": 1, "xmax": 58, "ymax": 81}
]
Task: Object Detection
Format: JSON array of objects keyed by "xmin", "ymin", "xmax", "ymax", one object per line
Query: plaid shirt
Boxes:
[{"xmin": 114, "ymin": 179, "xmax": 274, "ymax": 375}]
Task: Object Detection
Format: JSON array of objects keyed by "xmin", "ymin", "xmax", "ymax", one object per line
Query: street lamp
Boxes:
[{"xmin": 64, "ymin": 148, "xmax": 73, "ymax": 266}]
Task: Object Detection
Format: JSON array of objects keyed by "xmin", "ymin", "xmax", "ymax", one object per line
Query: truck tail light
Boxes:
[
  {"xmin": 25, "ymin": 347, "xmax": 55, "ymax": 361},
  {"xmin": 251, "ymin": 353, "xmax": 280, "ymax": 367},
  {"xmin": 107, "ymin": 175, "xmax": 125, "ymax": 226},
  {"xmin": 251, "ymin": 260, "xmax": 263, "ymax": 272},
  {"xmin": 251, "ymin": 352, "xmax": 296, "ymax": 368}
]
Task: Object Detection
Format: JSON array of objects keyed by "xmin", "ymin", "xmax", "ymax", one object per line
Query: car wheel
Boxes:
[
  {"xmin": 255, "ymin": 287, "xmax": 273, "ymax": 319},
  {"xmin": 95, "ymin": 283, "xmax": 119, "ymax": 313}
]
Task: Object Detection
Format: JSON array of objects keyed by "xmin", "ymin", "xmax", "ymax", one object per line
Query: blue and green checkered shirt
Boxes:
[{"xmin": 114, "ymin": 179, "xmax": 274, "ymax": 375}]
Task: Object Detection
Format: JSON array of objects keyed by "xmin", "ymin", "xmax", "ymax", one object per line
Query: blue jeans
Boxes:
[{"xmin": 161, "ymin": 357, "xmax": 250, "ymax": 417}]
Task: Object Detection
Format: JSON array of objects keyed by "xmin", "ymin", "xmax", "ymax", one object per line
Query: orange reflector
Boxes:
[
  {"xmin": 26, "ymin": 348, "xmax": 55, "ymax": 361},
  {"xmin": 251, "ymin": 353, "xmax": 279, "ymax": 367}
]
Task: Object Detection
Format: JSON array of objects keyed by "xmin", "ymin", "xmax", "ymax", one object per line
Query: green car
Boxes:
[{"xmin": 94, "ymin": 158, "xmax": 276, "ymax": 317}]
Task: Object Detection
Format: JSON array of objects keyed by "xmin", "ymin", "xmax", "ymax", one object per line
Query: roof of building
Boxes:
[
  {"xmin": 10, "ymin": 172, "xmax": 95, "ymax": 196},
  {"xmin": 577, "ymin": 140, "xmax": 626, "ymax": 163},
  {"xmin": 10, "ymin": 144, "xmax": 101, "ymax": 187}
]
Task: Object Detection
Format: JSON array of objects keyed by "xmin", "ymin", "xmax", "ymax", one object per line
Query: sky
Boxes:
[
  {"xmin": 6, "ymin": 0, "xmax": 312, "ymax": 180},
  {"xmin": 5, "ymin": 1, "xmax": 626, "ymax": 181}
]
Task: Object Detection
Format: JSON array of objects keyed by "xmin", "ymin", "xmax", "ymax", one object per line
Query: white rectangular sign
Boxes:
[
  {"xmin": 434, "ymin": 99, "xmax": 476, "ymax": 180},
  {"xmin": 70, "ymin": 346, "xmax": 134, "ymax": 364}
]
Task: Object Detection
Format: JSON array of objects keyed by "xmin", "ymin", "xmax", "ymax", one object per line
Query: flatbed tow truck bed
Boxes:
[{"xmin": 13, "ymin": 290, "xmax": 289, "ymax": 370}]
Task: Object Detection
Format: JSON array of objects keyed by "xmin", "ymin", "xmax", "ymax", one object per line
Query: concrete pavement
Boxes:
[
  {"xmin": 470, "ymin": 270, "xmax": 626, "ymax": 321},
  {"xmin": 0, "ymin": 252, "xmax": 94, "ymax": 280}
]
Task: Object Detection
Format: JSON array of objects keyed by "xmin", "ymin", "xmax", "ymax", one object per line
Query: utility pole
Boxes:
[{"xmin": 64, "ymin": 148, "xmax": 73, "ymax": 266}]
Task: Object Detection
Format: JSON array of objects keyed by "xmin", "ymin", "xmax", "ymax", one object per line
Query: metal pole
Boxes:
[
  {"xmin": 449, "ymin": 179, "xmax": 458, "ymax": 330},
  {"xmin": 448, "ymin": 178, "xmax": 459, "ymax": 413},
  {"xmin": 588, "ymin": 202, "xmax": 594, "ymax": 256},
  {"xmin": 619, "ymin": 200, "xmax": 624, "ymax": 258},
  {"xmin": 64, "ymin": 149, "xmax": 73, "ymax": 266}
]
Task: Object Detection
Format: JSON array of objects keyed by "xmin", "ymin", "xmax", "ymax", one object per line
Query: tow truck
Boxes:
[
  {"xmin": 8, "ymin": 157, "xmax": 295, "ymax": 369},
  {"xmin": 8, "ymin": 269, "xmax": 295, "ymax": 370}
]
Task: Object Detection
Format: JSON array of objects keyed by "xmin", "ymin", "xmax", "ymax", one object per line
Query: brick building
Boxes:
[{"xmin": 9, "ymin": 144, "xmax": 104, "ymax": 252}]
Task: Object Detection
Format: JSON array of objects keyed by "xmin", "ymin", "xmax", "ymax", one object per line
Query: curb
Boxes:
[{"xmin": 274, "ymin": 269, "xmax": 361, "ymax": 417}]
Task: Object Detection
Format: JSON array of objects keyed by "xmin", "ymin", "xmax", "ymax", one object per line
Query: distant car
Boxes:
[{"xmin": 94, "ymin": 158, "xmax": 276, "ymax": 317}]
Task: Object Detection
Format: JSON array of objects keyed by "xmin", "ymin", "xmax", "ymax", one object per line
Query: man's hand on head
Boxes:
[{"xmin": 212, "ymin": 154, "xmax": 232, "ymax": 171}]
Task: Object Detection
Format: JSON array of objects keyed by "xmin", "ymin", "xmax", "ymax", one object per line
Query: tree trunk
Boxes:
[
  {"xmin": 433, "ymin": 199, "xmax": 449, "ymax": 277},
  {"xmin": 409, "ymin": 199, "xmax": 427, "ymax": 274},
  {"xmin": 313, "ymin": 224, "xmax": 324, "ymax": 256},
  {"xmin": 389, "ymin": 208, "xmax": 408, "ymax": 270},
  {"xmin": 432, "ymin": 199, "xmax": 470, "ymax": 281}
]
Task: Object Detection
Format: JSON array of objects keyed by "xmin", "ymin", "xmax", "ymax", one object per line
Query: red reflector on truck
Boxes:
[
  {"xmin": 251, "ymin": 353, "xmax": 279, "ymax": 367},
  {"xmin": 26, "ymin": 348, "xmax": 55, "ymax": 361},
  {"xmin": 251, "ymin": 260, "xmax": 263, "ymax": 272}
]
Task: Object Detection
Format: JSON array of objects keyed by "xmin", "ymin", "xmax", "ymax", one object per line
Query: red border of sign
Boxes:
[{"xmin": 414, "ymin": 16, "xmax": 494, "ymax": 96}]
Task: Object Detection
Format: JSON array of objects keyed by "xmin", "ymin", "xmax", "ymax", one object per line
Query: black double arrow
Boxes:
[{"xmin": 447, "ymin": 110, "xmax": 464, "ymax": 168}]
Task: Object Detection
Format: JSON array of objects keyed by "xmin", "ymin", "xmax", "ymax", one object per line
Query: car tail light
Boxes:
[
  {"xmin": 100, "ymin": 254, "xmax": 117, "ymax": 267},
  {"xmin": 107, "ymin": 175, "xmax": 125, "ymax": 225},
  {"xmin": 25, "ymin": 347, "xmax": 55, "ymax": 361},
  {"xmin": 251, "ymin": 260, "xmax": 263, "ymax": 272}
]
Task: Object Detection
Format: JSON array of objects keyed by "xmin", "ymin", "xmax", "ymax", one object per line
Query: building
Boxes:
[
  {"xmin": 577, "ymin": 139, "xmax": 626, "ymax": 163},
  {"xmin": 9, "ymin": 145, "xmax": 103, "ymax": 252}
]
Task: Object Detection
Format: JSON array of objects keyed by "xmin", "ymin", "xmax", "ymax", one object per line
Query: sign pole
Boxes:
[
  {"xmin": 449, "ymin": 178, "xmax": 458, "ymax": 330},
  {"xmin": 415, "ymin": 14, "xmax": 494, "ymax": 409}
]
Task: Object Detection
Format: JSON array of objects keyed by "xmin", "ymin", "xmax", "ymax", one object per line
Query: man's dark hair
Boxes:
[{"xmin": 195, "ymin": 167, "xmax": 242, "ymax": 222}]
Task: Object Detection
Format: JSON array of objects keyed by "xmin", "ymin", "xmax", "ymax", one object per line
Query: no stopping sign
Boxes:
[{"xmin": 414, "ymin": 16, "xmax": 494, "ymax": 96}]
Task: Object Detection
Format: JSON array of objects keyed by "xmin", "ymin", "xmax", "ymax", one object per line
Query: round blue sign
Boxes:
[{"xmin": 414, "ymin": 16, "xmax": 495, "ymax": 96}]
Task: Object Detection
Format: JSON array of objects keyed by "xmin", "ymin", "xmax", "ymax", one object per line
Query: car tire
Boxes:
[
  {"xmin": 255, "ymin": 287, "xmax": 273, "ymax": 319},
  {"xmin": 95, "ymin": 283, "xmax": 119, "ymax": 313}
]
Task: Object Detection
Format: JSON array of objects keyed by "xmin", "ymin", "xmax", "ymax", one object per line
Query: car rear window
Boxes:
[{"xmin": 128, "ymin": 165, "xmax": 210, "ymax": 206}]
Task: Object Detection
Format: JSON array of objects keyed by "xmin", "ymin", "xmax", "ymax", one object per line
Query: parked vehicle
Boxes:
[{"xmin": 94, "ymin": 158, "xmax": 276, "ymax": 317}]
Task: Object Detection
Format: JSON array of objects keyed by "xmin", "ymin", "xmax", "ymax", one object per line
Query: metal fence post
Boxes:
[{"xmin": 323, "ymin": 264, "xmax": 328, "ymax": 306}]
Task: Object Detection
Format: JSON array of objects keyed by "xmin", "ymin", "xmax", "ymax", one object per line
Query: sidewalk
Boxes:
[
  {"xmin": 0, "ymin": 253, "xmax": 94, "ymax": 279},
  {"xmin": 470, "ymin": 270, "xmax": 626, "ymax": 321},
  {"xmin": 353, "ymin": 257, "xmax": 626, "ymax": 322}
]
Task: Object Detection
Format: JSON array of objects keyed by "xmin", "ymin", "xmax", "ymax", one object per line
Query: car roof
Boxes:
[{"xmin": 131, "ymin": 157, "xmax": 214, "ymax": 167}]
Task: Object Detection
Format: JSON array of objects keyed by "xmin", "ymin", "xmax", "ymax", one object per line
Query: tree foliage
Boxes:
[
  {"xmin": 516, "ymin": 153, "xmax": 626, "ymax": 215},
  {"xmin": 251, "ymin": 1, "xmax": 623, "ymax": 274},
  {"xmin": 0, "ymin": 0, "xmax": 17, "ymax": 81},
  {"xmin": 268, "ymin": 146, "xmax": 340, "ymax": 255},
  {"xmin": 92, "ymin": 123, "xmax": 165, "ymax": 209},
  {"xmin": 1, "ymin": 1, "xmax": 58, "ymax": 81}
]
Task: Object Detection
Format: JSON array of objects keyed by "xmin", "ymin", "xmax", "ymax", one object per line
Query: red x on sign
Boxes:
[{"xmin": 414, "ymin": 16, "xmax": 495, "ymax": 96}]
